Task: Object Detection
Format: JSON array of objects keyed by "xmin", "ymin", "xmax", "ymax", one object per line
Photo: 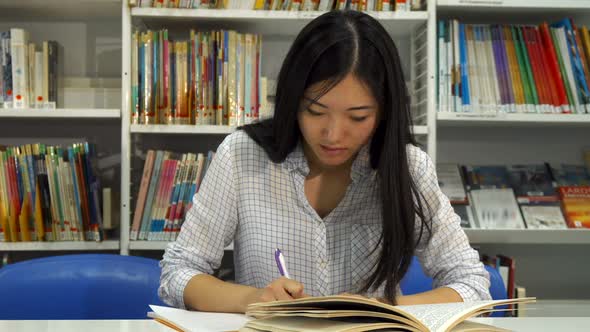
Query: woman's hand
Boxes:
[{"xmin": 241, "ymin": 277, "xmax": 309, "ymax": 311}]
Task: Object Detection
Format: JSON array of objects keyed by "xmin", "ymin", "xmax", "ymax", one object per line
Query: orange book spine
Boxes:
[{"xmin": 130, "ymin": 150, "xmax": 156, "ymax": 240}]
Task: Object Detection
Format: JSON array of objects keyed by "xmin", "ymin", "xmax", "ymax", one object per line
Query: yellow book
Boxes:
[
  {"xmin": 34, "ymin": 181, "xmax": 45, "ymax": 241},
  {"xmin": 18, "ymin": 195, "xmax": 31, "ymax": 241},
  {"xmin": 254, "ymin": 0, "xmax": 265, "ymax": 9},
  {"xmin": 581, "ymin": 27, "xmax": 590, "ymax": 77},
  {"xmin": 9, "ymin": 207, "xmax": 19, "ymax": 242},
  {"xmin": 0, "ymin": 196, "xmax": 11, "ymax": 242},
  {"xmin": 503, "ymin": 26, "xmax": 525, "ymax": 108},
  {"xmin": 243, "ymin": 295, "xmax": 536, "ymax": 332}
]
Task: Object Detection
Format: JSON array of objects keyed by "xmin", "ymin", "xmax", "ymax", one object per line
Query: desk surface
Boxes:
[{"xmin": 1, "ymin": 317, "xmax": 589, "ymax": 332}]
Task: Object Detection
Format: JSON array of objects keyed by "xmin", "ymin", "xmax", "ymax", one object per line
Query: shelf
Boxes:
[
  {"xmin": 438, "ymin": 0, "xmax": 590, "ymax": 11},
  {"xmin": 464, "ymin": 229, "xmax": 590, "ymax": 245},
  {"xmin": 0, "ymin": 0, "xmax": 120, "ymax": 20},
  {"xmin": 131, "ymin": 8, "xmax": 428, "ymax": 37},
  {"xmin": 412, "ymin": 125, "xmax": 428, "ymax": 135},
  {"xmin": 129, "ymin": 241, "xmax": 234, "ymax": 251},
  {"xmin": 0, "ymin": 240, "xmax": 120, "ymax": 251},
  {"xmin": 0, "ymin": 108, "xmax": 121, "ymax": 119},
  {"xmin": 131, "ymin": 124, "xmax": 427, "ymax": 135},
  {"xmin": 130, "ymin": 124, "xmax": 236, "ymax": 134},
  {"xmin": 437, "ymin": 112, "xmax": 590, "ymax": 128},
  {"xmin": 436, "ymin": 0, "xmax": 590, "ymax": 21}
]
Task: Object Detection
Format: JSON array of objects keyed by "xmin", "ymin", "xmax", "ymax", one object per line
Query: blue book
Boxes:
[
  {"xmin": 1, "ymin": 31, "xmax": 12, "ymax": 107},
  {"xmin": 139, "ymin": 150, "xmax": 164, "ymax": 240},
  {"xmin": 552, "ymin": 19, "xmax": 590, "ymax": 113},
  {"xmin": 459, "ymin": 23, "xmax": 471, "ymax": 111}
]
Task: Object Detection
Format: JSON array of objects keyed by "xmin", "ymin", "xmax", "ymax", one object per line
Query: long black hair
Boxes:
[{"xmin": 240, "ymin": 10, "xmax": 431, "ymax": 304}]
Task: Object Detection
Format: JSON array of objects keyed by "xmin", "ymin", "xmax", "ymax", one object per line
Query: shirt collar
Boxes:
[{"xmin": 283, "ymin": 141, "xmax": 374, "ymax": 181}]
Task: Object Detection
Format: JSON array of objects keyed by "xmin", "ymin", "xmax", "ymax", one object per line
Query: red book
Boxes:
[
  {"xmin": 539, "ymin": 23, "xmax": 570, "ymax": 113},
  {"xmin": 524, "ymin": 27, "xmax": 549, "ymax": 108},
  {"xmin": 497, "ymin": 255, "xmax": 516, "ymax": 315},
  {"xmin": 532, "ymin": 27, "xmax": 559, "ymax": 110}
]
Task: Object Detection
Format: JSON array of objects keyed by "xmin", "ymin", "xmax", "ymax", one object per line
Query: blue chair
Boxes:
[
  {"xmin": 0, "ymin": 253, "xmax": 167, "ymax": 320},
  {"xmin": 400, "ymin": 256, "xmax": 507, "ymax": 317}
]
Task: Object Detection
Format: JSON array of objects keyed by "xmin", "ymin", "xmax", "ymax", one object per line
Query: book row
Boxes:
[
  {"xmin": 0, "ymin": 29, "xmax": 59, "ymax": 110},
  {"xmin": 130, "ymin": 149, "xmax": 215, "ymax": 241},
  {"xmin": 132, "ymin": 0, "xmax": 427, "ymax": 11},
  {"xmin": 0, "ymin": 143, "xmax": 105, "ymax": 243},
  {"xmin": 438, "ymin": 19, "xmax": 590, "ymax": 115},
  {"xmin": 438, "ymin": 153, "xmax": 590, "ymax": 230},
  {"xmin": 131, "ymin": 29, "xmax": 270, "ymax": 126}
]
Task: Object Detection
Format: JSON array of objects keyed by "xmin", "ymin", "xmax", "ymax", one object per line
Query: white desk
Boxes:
[{"xmin": 1, "ymin": 317, "xmax": 589, "ymax": 331}]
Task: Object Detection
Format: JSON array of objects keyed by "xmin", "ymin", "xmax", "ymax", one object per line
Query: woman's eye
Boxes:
[
  {"xmin": 351, "ymin": 116, "xmax": 368, "ymax": 122},
  {"xmin": 307, "ymin": 108, "xmax": 324, "ymax": 116}
]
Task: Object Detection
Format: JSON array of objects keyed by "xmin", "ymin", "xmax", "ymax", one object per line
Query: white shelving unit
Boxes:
[
  {"xmin": 130, "ymin": 124, "xmax": 236, "ymax": 135},
  {"xmin": 0, "ymin": 109, "xmax": 121, "ymax": 119},
  {"xmin": 436, "ymin": 1, "xmax": 590, "ymax": 300},
  {"xmin": 437, "ymin": 0, "xmax": 590, "ymax": 12},
  {"xmin": 121, "ymin": 0, "xmax": 437, "ymax": 254},
  {"xmin": 465, "ymin": 229, "xmax": 590, "ymax": 245},
  {"xmin": 0, "ymin": 0, "xmax": 122, "ymax": 256},
  {"xmin": 0, "ymin": 240, "xmax": 120, "ymax": 251},
  {"xmin": 437, "ymin": 112, "xmax": 590, "ymax": 127},
  {"xmin": 129, "ymin": 240, "xmax": 233, "ymax": 251},
  {"xmin": 132, "ymin": 7, "xmax": 428, "ymax": 37}
]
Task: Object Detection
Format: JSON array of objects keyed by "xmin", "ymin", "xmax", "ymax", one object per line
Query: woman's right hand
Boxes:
[{"xmin": 242, "ymin": 277, "xmax": 309, "ymax": 311}]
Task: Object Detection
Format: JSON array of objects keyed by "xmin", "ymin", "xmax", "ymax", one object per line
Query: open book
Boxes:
[{"xmin": 241, "ymin": 295, "xmax": 536, "ymax": 332}]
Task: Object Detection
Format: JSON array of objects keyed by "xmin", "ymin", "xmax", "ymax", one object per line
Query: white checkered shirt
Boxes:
[{"xmin": 159, "ymin": 130, "xmax": 491, "ymax": 309}]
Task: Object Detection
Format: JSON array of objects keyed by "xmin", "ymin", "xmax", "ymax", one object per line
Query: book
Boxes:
[
  {"xmin": 507, "ymin": 164, "xmax": 567, "ymax": 229},
  {"xmin": 557, "ymin": 186, "xmax": 590, "ymax": 228},
  {"xmin": 437, "ymin": 163, "xmax": 467, "ymax": 204},
  {"xmin": 469, "ymin": 188, "xmax": 526, "ymax": 229},
  {"xmin": 242, "ymin": 295, "xmax": 535, "ymax": 332}
]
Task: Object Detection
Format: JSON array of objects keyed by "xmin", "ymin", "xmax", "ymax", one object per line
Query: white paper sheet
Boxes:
[{"xmin": 149, "ymin": 305, "xmax": 251, "ymax": 332}]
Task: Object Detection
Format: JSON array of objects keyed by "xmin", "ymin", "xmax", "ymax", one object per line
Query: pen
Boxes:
[{"xmin": 275, "ymin": 248, "xmax": 291, "ymax": 279}]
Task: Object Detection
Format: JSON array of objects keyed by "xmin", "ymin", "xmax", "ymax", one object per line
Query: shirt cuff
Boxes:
[{"xmin": 172, "ymin": 268, "xmax": 203, "ymax": 310}]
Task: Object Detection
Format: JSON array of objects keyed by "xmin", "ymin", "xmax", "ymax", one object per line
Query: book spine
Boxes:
[
  {"xmin": 131, "ymin": 150, "xmax": 155, "ymax": 240},
  {"xmin": 10, "ymin": 29, "xmax": 29, "ymax": 109},
  {"xmin": 1, "ymin": 31, "xmax": 13, "ymax": 108}
]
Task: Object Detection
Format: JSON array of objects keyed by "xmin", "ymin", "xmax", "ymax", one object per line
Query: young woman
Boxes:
[{"xmin": 159, "ymin": 10, "xmax": 491, "ymax": 313}]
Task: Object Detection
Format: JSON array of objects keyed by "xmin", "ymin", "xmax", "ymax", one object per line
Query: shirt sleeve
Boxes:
[
  {"xmin": 409, "ymin": 146, "xmax": 492, "ymax": 302},
  {"xmin": 158, "ymin": 135, "xmax": 238, "ymax": 309}
]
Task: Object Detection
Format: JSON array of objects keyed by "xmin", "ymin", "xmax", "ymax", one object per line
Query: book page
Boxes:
[
  {"xmin": 242, "ymin": 316, "xmax": 417, "ymax": 332},
  {"xmin": 396, "ymin": 299, "xmax": 533, "ymax": 332},
  {"xmin": 149, "ymin": 305, "xmax": 251, "ymax": 332}
]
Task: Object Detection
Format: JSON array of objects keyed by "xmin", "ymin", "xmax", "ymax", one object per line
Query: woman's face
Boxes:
[{"xmin": 298, "ymin": 73, "xmax": 379, "ymax": 170}]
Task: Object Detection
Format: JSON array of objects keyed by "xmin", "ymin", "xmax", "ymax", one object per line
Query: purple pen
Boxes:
[{"xmin": 275, "ymin": 248, "xmax": 291, "ymax": 279}]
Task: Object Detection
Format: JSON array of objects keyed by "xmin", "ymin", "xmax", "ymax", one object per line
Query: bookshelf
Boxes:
[
  {"xmin": 437, "ymin": 0, "xmax": 590, "ymax": 12},
  {"xmin": 129, "ymin": 240, "xmax": 233, "ymax": 251},
  {"xmin": 0, "ymin": 109, "xmax": 121, "ymax": 119},
  {"xmin": 131, "ymin": 7, "xmax": 428, "ymax": 37},
  {"xmin": 0, "ymin": 240, "xmax": 120, "ymax": 251},
  {"xmin": 436, "ymin": 1, "xmax": 590, "ymax": 300},
  {"xmin": 437, "ymin": 112, "xmax": 590, "ymax": 127},
  {"xmin": 0, "ymin": 0, "xmax": 122, "ymax": 254},
  {"xmin": 465, "ymin": 229, "xmax": 590, "ymax": 245},
  {"xmin": 120, "ymin": 0, "xmax": 437, "ymax": 255},
  {"xmin": 130, "ymin": 124, "xmax": 236, "ymax": 135}
]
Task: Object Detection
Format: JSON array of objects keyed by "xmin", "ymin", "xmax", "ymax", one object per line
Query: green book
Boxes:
[
  {"xmin": 517, "ymin": 26, "xmax": 540, "ymax": 110},
  {"xmin": 511, "ymin": 26, "xmax": 534, "ymax": 110}
]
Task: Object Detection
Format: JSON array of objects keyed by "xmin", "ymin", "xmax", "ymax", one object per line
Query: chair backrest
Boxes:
[
  {"xmin": 400, "ymin": 256, "xmax": 508, "ymax": 317},
  {"xmin": 0, "ymin": 253, "xmax": 167, "ymax": 319}
]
